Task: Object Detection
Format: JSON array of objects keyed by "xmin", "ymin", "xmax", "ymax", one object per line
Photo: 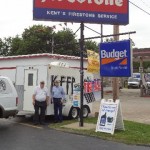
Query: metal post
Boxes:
[
  {"xmin": 112, "ymin": 25, "xmax": 119, "ymax": 102},
  {"xmin": 52, "ymin": 36, "xmax": 54, "ymax": 54},
  {"xmin": 79, "ymin": 22, "xmax": 84, "ymax": 127},
  {"xmin": 100, "ymin": 24, "xmax": 104, "ymax": 99},
  {"xmin": 140, "ymin": 57, "xmax": 143, "ymax": 97}
]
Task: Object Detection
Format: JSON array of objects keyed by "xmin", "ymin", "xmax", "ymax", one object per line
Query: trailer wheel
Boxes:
[
  {"xmin": 0, "ymin": 108, "xmax": 2, "ymax": 118},
  {"xmin": 69, "ymin": 107, "xmax": 79, "ymax": 119},
  {"xmin": 83, "ymin": 106, "xmax": 90, "ymax": 118}
]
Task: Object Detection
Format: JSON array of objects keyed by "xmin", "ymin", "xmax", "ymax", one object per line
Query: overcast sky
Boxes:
[{"xmin": 0, "ymin": 0, "xmax": 150, "ymax": 48}]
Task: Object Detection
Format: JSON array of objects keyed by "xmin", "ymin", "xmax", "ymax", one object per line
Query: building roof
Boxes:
[
  {"xmin": 133, "ymin": 48, "xmax": 150, "ymax": 62},
  {"xmin": 0, "ymin": 53, "xmax": 87, "ymax": 61},
  {"xmin": 1, "ymin": 48, "xmax": 150, "ymax": 62}
]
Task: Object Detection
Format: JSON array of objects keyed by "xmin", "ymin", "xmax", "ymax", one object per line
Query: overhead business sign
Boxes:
[
  {"xmin": 33, "ymin": 0, "xmax": 129, "ymax": 25},
  {"xmin": 100, "ymin": 40, "xmax": 132, "ymax": 77}
]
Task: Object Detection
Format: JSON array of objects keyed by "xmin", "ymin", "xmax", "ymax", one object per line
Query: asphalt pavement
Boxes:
[
  {"xmin": 0, "ymin": 117, "xmax": 149, "ymax": 150},
  {"xmin": 92, "ymin": 88, "xmax": 150, "ymax": 124}
]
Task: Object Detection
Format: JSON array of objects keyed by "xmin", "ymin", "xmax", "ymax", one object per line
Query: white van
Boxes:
[{"xmin": 0, "ymin": 76, "xmax": 18, "ymax": 118}]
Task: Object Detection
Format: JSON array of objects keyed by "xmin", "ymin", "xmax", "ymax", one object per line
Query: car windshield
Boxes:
[{"xmin": 128, "ymin": 78, "xmax": 139, "ymax": 82}]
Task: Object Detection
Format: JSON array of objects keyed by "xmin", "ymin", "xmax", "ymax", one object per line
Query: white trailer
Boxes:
[{"xmin": 0, "ymin": 53, "xmax": 101, "ymax": 118}]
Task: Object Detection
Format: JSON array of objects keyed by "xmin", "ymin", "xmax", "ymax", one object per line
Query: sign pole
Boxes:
[
  {"xmin": 79, "ymin": 22, "xmax": 84, "ymax": 127},
  {"xmin": 100, "ymin": 24, "xmax": 104, "ymax": 99},
  {"xmin": 112, "ymin": 25, "xmax": 119, "ymax": 102}
]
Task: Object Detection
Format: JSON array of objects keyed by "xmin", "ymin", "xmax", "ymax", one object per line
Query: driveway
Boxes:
[
  {"xmin": 0, "ymin": 118, "xmax": 149, "ymax": 150},
  {"xmin": 92, "ymin": 88, "xmax": 150, "ymax": 124}
]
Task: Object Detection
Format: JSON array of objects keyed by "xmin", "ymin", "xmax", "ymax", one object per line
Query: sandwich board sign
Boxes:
[
  {"xmin": 96, "ymin": 99, "xmax": 124, "ymax": 135},
  {"xmin": 100, "ymin": 39, "xmax": 132, "ymax": 77}
]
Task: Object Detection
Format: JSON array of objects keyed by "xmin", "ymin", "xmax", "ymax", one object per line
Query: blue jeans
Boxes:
[{"xmin": 53, "ymin": 98, "xmax": 62, "ymax": 122}]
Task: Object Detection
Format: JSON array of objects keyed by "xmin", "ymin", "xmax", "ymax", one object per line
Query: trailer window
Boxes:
[{"xmin": 28, "ymin": 74, "xmax": 33, "ymax": 86}]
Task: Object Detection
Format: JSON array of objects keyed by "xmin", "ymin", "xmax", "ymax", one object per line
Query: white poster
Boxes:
[
  {"xmin": 73, "ymin": 90, "xmax": 80, "ymax": 107},
  {"xmin": 96, "ymin": 99, "xmax": 124, "ymax": 134}
]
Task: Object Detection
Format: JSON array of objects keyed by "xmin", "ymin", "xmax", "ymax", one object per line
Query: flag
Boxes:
[
  {"xmin": 87, "ymin": 50, "xmax": 100, "ymax": 73},
  {"xmin": 84, "ymin": 92, "xmax": 95, "ymax": 103}
]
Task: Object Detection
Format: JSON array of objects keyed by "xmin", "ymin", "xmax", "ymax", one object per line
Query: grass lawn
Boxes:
[{"xmin": 49, "ymin": 117, "xmax": 150, "ymax": 146}]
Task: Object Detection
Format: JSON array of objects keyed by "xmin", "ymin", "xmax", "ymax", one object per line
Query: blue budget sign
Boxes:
[{"xmin": 100, "ymin": 40, "xmax": 132, "ymax": 77}]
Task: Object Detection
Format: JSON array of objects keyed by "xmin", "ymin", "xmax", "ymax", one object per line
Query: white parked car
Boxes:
[
  {"xmin": 128, "ymin": 77, "xmax": 140, "ymax": 89},
  {"xmin": 0, "ymin": 76, "xmax": 18, "ymax": 118}
]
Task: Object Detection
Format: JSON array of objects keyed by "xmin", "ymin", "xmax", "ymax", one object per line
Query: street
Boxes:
[{"xmin": 0, "ymin": 117, "xmax": 149, "ymax": 150}]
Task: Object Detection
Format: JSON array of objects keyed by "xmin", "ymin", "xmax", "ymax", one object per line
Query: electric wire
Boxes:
[
  {"xmin": 129, "ymin": 1, "xmax": 150, "ymax": 16},
  {"xmin": 141, "ymin": 0, "xmax": 150, "ymax": 9}
]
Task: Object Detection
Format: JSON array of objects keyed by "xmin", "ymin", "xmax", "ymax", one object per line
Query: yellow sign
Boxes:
[{"xmin": 87, "ymin": 50, "xmax": 100, "ymax": 73}]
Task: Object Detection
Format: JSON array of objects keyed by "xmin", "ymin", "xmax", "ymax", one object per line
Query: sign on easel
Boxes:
[{"xmin": 96, "ymin": 99, "xmax": 124, "ymax": 135}]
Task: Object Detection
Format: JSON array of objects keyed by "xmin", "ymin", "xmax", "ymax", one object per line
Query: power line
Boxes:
[
  {"xmin": 129, "ymin": 1, "xmax": 150, "ymax": 16},
  {"xmin": 141, "ymin": 0, "xmax": 150, "ymax": 9}
]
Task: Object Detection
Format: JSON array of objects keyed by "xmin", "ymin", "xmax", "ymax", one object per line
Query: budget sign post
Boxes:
[{"xmin": 97, "ymin": 39, "xmax": 132, "ymax": 134}]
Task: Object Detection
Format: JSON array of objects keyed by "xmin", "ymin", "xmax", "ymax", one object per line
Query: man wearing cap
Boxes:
[
  {"xmin": 51, "ymin": 80, "xmax": 65, "ymax": 123},
  {"xmin": 32, "ymin": 81, "xmax": 49, "ymax": 125}
]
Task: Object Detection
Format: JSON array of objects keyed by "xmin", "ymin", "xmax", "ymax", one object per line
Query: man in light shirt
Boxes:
[
  {"xmin": 51, "ymin": 80, "xmax": 65, "ymax": 123},
  {"xmin": 32, "ymin": 81, "xmax": 49, "ymax": 125}
]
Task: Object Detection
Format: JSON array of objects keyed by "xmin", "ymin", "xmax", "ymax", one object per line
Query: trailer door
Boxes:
[{"xmin": 23, "ymin": 69, "xmax": 37, "ymax": 111}]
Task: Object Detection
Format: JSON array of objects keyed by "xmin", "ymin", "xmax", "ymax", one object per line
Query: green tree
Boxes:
[
  {"xmin": 20, "ymin": 25, "xmax": 53, "ymax": 55},
  {"xmin": 85, "ymin": 40, "xmax": 98, "ymax": 52},
  {"xmin": 9, "ymin": 36, "xmax": 23, "ymax": 56},
  {"xmin": 11, "ymin": 25, "xmax": 79, "ymax": 56},
  {"xmin": 0, "ymin": 37, "xmax": 12, "ymax": 56},
  {"xmin": 54, "ymin": 28, "xmax": 79, "ymax": 56},
  {"xmin": 0, "ymin": 25, "xmax": 99, "ymax": 57}
]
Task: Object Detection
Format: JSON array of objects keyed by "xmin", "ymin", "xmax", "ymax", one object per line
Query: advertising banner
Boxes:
[
  {"xmin": 87, "ymin": 50, "xmax": 100, "ymax": 73},
  {"xmin": 73, "ymin": 79, "xmax": 101, "ymax": 107},
  {"xmin": 33, "ymin": 0, "xmax": 129, "ymax": 25},
  {"xmin": 100, "ymin": 39, "xmax": 132, "ymax": 77}
]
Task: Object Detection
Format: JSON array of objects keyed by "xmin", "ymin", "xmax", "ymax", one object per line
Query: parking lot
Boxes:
[{"xmin": 92, "ymin": 88, "xmax": 150, "ymax": 124}]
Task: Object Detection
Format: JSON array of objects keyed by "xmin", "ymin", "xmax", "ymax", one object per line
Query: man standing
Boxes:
[
  {"xmin": 32, "ymin": 81, "xmax": 49, "ymax": 125},
  {"xmin": 51, "ymin": 80, "xmax": 65, "ymax": 123}
]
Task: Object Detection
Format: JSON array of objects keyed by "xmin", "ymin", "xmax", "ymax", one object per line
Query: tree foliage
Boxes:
[
  {"xmin": 85, "ymin": 40, "xmax": 98, "ymax": 52},
  {"xmin": 0, "ymin": 37, "xmax": 12, "ymax": 56},
  {"xmin": 0, "ymin": 25, "xmax": 99, "ymax": 57},
  {"xmin": 53, "ymin": 28, "xmax": 79, "ymax": 56}
]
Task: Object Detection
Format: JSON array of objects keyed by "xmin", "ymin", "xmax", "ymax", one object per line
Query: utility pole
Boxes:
[
  {"xmin": 140, "ymin": 57, "xmax": 143, "ymax": 97},
  {"xmin": 112, "ymin": 25, "xmax": 119, "ymax": 102}
]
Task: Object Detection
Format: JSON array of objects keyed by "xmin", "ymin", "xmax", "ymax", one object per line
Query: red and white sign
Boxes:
[{"xmin": 33, "ymin": 0, "xmax": 129, "ymax": 25}]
